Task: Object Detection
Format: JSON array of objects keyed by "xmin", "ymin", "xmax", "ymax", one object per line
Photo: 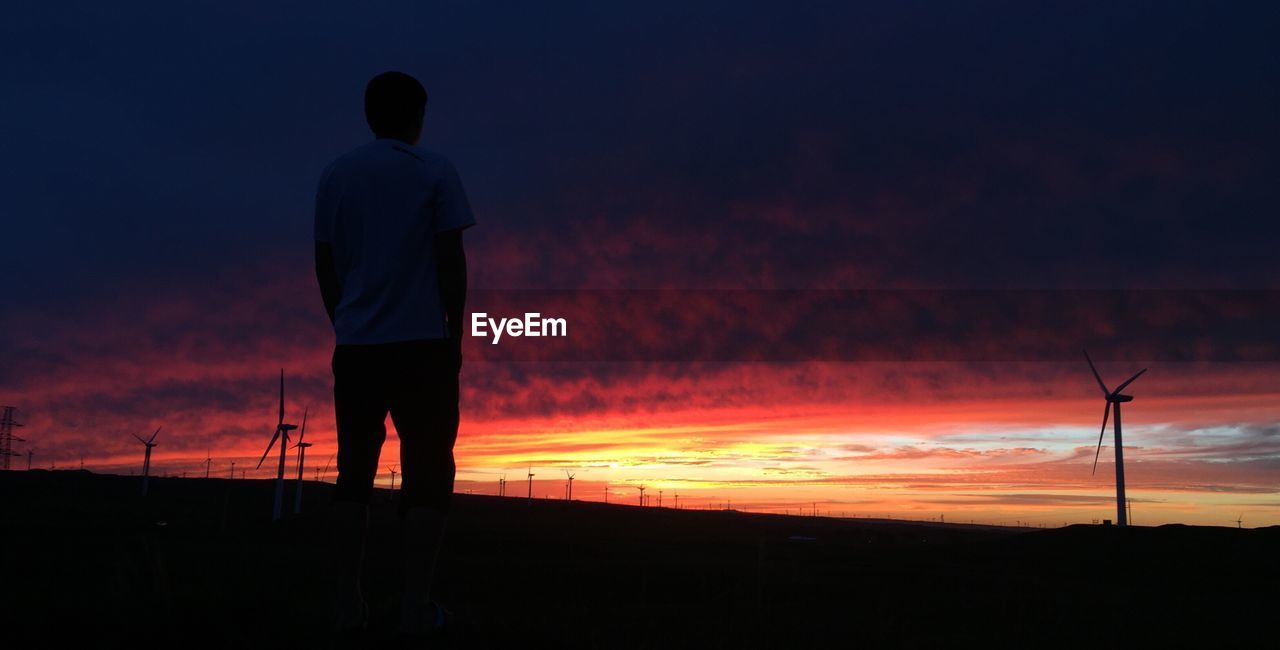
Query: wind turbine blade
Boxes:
[
  {"xmin": 1083, "ymin": 350, "xmax": 1109, "ymax": 396},
  {"xmin": 278, "ymin": 369, "xmax": 285, "ymax": 425},
  {"xmin": 1092, "ymin": 402, "xmax": 1111, "ymax": 476},
  {"xmin": 257, "ymin": 428, "xmax": 281, "ymax": 469},
  {"xmin": 297, "ymin": 408, "xmax": 308, "ymax": 445},
  {"xmin": 148, "ymin": 426, "xmax": 162, "ymax": 443},
  {"xmin": 132, "ymin": 433, "xmax": 149, "ymax": 444},
  {"xmin": 1113, "ymin": 368, "xmax": 1147, "ymax": 394}
]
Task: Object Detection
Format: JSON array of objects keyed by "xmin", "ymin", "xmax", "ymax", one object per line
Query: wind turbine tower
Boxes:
[
  {"xmin": 204, "ymin": 449, "xmax": 212, "ymax": 479},
  {"xmin": 1, "ymin": 406, "xmax": 25, "ymax": 471},
  {"xmin": 292, "ymin": 408, "xmax": 311, "ymax": 514},
  {"xmin": 1085, "ymin": 350, "xmax": 1147, "ymax": 527},
  {"xmin": 256, "ymin": 369, "xmax": 297, "ymax": 521},
  {"xmin": 133, "ymin": 427, "xmax": 161, "ymax": 496},
  {"xmin": 638, "ymin": 485, "xmax": 646, "ymax": 506},
  {"xmin": 565, "ymin": 470, "xmax": 575, "ymax": 501},
  {"xmin": 527, "ymin": 466, "xmax": 535, "ymax": 503}
]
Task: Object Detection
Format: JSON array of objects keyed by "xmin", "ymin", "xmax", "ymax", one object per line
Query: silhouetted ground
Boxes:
[{"xmin": 1, "ymin": 470, "xmax": 1275, "ymax": 648}]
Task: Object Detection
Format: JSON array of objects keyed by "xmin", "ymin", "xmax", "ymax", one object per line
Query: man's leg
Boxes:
[
  {"xmin": 329, "ymin": 345, "xmax": 389, "ymax": 630},
  {"xmin": 399, "ymin": 506, "xmax": 448, "ymax": 632},
  {"xmin": 388, "ymin": 340, "xmax": 460, "ymax": 634},
  {"xmin": 329, "ymin": 500, "xmax": 371, "ymax": 630}
]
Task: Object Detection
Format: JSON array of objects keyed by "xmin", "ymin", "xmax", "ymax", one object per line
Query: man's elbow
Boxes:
[
  {"xmin": 315, "ymin": 241, "xmax": 334, "ymax": 272},
  {"xmin": 314, "ymin": 241, "xmax": 342, "ymax": 322},
  {"xmin": 435, "ymin": 230, "xmax": 467, "ymax": 275}
]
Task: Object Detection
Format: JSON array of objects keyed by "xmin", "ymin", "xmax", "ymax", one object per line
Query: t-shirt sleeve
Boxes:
[
  {"xmin": 314, "ymin": 166, "xmax": 336, "ymax": 242},
  {"xmin": 433, "ymin": 159, "xmax": 477, "ymax": 233}
]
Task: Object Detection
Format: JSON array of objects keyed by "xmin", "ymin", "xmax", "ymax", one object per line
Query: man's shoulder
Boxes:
[
  {"xmin": 321, "ymin": 141, "xmax": 383, "ymax": 178},
  {"xmin": 394, "ymin": 144, "xmax": 454, "ymax": 173},
  {"xmin": 319, "ymin": 143, "xmax": 461, "ymax": 199},
  {"xmin": 327, "ymin": 141, "xmax": 453, "ymax": 177}
]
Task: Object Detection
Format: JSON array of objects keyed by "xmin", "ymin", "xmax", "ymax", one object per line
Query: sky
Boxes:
[{"xmin": 2, "ymin": 1, "xmax": 1278, "ymax": 527}]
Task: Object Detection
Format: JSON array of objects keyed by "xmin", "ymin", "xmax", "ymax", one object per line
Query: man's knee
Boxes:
[
  {"xmin": 333, "ymin": 461, "xmax": 382, "ymax": 505},
  {"xmin": 397, "ymin": 474, "xmax": 454, "ymax": 517}
]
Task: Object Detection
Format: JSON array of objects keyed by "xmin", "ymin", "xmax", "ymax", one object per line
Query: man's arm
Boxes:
[
  {"xmin": 435, "ymin": 229, "xmax": 467, "ymax": 370},
  {"xmin": 315, "ymin": 241, "xmax": 342, "ymax": 325}
]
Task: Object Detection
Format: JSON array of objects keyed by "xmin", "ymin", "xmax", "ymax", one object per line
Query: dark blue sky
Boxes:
[{"xmin": 3, "ymin": 0, "xmax": 1279, "ymax": 312}]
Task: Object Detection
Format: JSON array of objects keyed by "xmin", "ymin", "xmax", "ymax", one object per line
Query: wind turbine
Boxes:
[
  {"xmin": 256, "ymin": 369, "xmax": 297, "ymax": 522},
  {"xmin": 673, "ymin": 492, "xmax": 679, "ymax": 509},
  {"xmin": 1236, "ymin": 513, "xmax": 1243, "ymax": 529},
  {"xmin": 229, "ymin": 460, "xmax": 236, "ymax": 479},
  {"xmin": 388, "ymin": 465, "xmax": 398, "ymax": 492},
  {"xmin": 499, "ymin": 474, "xmax": 506, "ymax": 497},
  {"xmin": 527, "ymin": 466, "xmax": 535, "ymax": 503},
  {"xmin": 1085, "ymin": 350, "xmax": 1147, "ymax": 527},
  {"xmin": 133, "ymin": 427, "xmax": 161, "ymax": 496},
  {"xmin": 292, "ymin": 408, "xmax": 310, "ymax": 514},
  {"xmin": 638, "ymin": 485, "xmax": 646, "ymax": 506},
  {"xmin": 203, "ymin": 449, "xmax": 212, "ymax": 479},
  {"xmin": 321, "ymin": 454, "xmax": 335, "ymax": 482},
  {"xmin": 565, "ymin": 470, "xmax": 575, "ymax": 501}
]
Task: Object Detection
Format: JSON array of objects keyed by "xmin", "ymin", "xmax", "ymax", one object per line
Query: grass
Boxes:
[{"xmin": 2, "ymin": 470, "xmax": 1275, "ymax": 648}]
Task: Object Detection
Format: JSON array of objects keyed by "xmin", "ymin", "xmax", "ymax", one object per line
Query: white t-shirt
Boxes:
[{"xmin": 314, "ymin": 139, "xmax": 476, "ymax": 345}]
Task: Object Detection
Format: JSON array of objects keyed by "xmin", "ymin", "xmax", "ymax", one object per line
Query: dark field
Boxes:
[{"xmin": 1, "ymin": 470, "xmax": 1275, "ymax": 648}]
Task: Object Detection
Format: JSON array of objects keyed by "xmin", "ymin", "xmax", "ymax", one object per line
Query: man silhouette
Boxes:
[{"xmin": 314, "ymin": 71, "xmax": 474, "ymax": 638}]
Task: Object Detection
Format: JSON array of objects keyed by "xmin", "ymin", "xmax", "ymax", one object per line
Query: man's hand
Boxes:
[{"xmin": 449, "ymin": 331, "xmax": 463, "ymax": 374}]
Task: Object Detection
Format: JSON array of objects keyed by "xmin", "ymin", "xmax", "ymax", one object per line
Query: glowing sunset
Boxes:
[{"xmin": 11, "ymin": 284, "xmax": 1280, "ymax": 526}]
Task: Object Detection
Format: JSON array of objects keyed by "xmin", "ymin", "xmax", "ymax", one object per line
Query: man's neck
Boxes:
[{"xmin": 376, "ymin": 134, "xmax": 419, "ymax": 146}]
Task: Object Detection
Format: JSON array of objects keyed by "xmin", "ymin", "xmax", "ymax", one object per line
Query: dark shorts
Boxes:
[{"xmin": 330, "ymin": 338, "xmax": 459, "ymax": 515}]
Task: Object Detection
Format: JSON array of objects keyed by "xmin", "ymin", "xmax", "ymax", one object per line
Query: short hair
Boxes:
[{"xmin": 364, "ymin": 71, "xmax": 427, "ymax": 136}]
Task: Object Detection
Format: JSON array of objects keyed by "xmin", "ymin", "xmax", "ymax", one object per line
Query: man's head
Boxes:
[{"xmin": 364, "ymin": 71, "xmax": 428, "ymax": 144}]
